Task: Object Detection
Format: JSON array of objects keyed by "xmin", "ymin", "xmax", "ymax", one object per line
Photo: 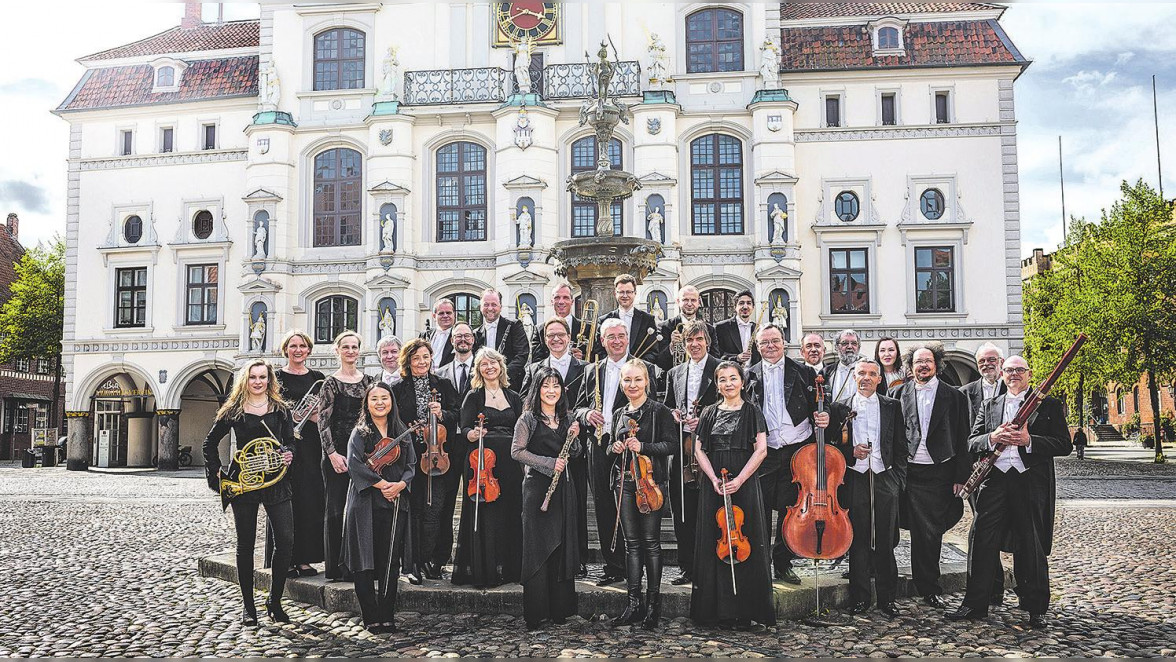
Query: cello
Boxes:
[
  {"xmin": 419, "ymin": 388, "xmax": 451, "ymax": 506},
  {"xmin": 781, "ymin": 374, "xmax": 852, "ymax": 560},
  {"xmin": 715, "ymin": 468, "xmax": 751, "ymax": 595},
  {"xmin": 467, "ymin": 413, "xmax": 501, "ymax": 532}
]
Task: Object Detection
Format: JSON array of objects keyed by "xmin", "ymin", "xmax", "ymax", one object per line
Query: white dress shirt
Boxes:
[
  {"xmin": 831, "ymin": 363, "xmax": 855, "ymax": 404},
  {"xmin": 911, "ymin": 377, "xmax": 939, "ymax": 465},
  {"xmin": 381, "ymin": 370, "xmax": 401, "ymax": 387},
  {"xmin": 982, "ymin": 378, "xmax": 1000, "ymax": 402},
  {"xmin": 761, "ymin": 360, "xmax": 812, "ymax": 448},
  {"xmin": 805, "ymin": 361, "xmax": 823, "ymax": 379},
  {"xmin": 430, "ymin": 327, "xmax": 451, "ymax": 368},
  {"xmin": 737, "ymin": 320, "xmax": 754, "ymax": 351},
  {"xmin": 685, "ymin": 357, "xmax": 706, "ymax": 407},
  {"xmin": 452, "ymin": 356, "xmax": 474, "ymax": 392},
  {"xmin": 992, "ymin": 392, "xmax": 1031, "ymax": 473},
  {"xmin": 602, "ymin": 356, "xmax": 627, "ymax": 433},
  {"xmin": 618, "ymin": 307, "xmax": 634, "ymax": 336},
  {"xmin": 850, "ymin": 392, "xmax": 886, "ymax": 474},
  {"xmin": 547, "ymin": 352, "xmax": 571, "ymax": 380},
  {"xmin": 484, "ymin": 318, "xmax": 500, "ymax": 351}
]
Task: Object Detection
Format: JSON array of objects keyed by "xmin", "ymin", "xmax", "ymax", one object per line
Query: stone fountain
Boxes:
[{"xmin": 551, "ymin": 40, "xmax": 662, "ymax": 313}]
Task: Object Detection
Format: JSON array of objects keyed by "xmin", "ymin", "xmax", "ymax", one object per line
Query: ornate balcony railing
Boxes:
[
  {"xmin": 403, "ymin": 67, "xmax": 509, "ymax": 105},
  {"xmin": 542, "ymin": 61, "xmax": 642, "ymax": 99}
]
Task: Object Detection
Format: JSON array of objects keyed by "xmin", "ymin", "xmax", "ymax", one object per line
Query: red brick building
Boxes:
[
  {"xmin": 0, "ymin": 213, "xmax": 64, "ymax": 460},
  {"xmin": 1107, "ymin": 372, "xmax": 1176, "ymax": 433}
]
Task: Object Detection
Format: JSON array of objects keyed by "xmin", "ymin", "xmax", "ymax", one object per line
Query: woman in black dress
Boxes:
[
  {"xmin": 318, "ymin": 331, "xmax": 375, "ymax": 581},
  {"xmin": 690, "ymin": 360, "xmax": 775, "ymax": 628},
  {"xmin": 511, "ymin": 366, "xmax": 582, "ymax": 630},
  {"xmin": 202, "ymin": 359, "xmax": 295, "ymax": 625},
  {"xmin": 275, "ymin": 330, "xmax": 326, "ymax": 576},
  {"xmin": 453, "ymin": 348, "xmax": 524, "ymax": 587},
  {"xmin": 608, "ymin": 359, "xmax": 677, "ymax": 629},
  {"xmin": 341, "ymin": 381, "xmax": 414, "ymax": 634}
]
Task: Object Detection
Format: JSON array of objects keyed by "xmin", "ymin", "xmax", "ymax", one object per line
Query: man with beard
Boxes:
[
  {"xmin": 654, "ymin": 285, "xmax": 716, "ymax": 372},
  {"xmin": 801, "ymin": 333, "xmax": 827, "ymax": 379},
  {"xmin": 713, "ymin": 290, "xmax": 761, "ymax": 367},
  {"xmin": 822, "ymin": 330, "xmax": 861, "ymax": 405},
  {"xmin": 893, "ymin": 344, "xmax": 972, "ymax": 608},
  {"xmin": 596, "ymin": 274, "xmax": 658, "ymax": 362},
  {"xmin": 474, "ymin": 289, "xmax": 531, "ymax": 388},
  {"xmin": 531, "ymin": 282, "xmax": 585, "ymax": 362},
  {"xmin": 959, "ymin": 343, "xmax": 1007, "ymax": 420},
  {"xmin": 434, "ymin": 322, "xmax": 476, "ymax": 401},
  {"xmin": 423, "ymin": 299, "xmax": 458, "ymax": 369}
]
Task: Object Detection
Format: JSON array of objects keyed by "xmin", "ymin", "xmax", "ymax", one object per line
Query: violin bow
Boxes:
[
  {"xmin": 721, "ymin": 469, "xmax": 738, "ymax": 596},
  {"xmin": 474, "ymin": 413, "xmax": 485, "ymax": 533}
]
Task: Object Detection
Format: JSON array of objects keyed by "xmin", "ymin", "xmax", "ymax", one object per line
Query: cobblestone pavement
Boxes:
[{"xmin": 1, "ymin": 463, "xmax": 1174, "ymax": 658}]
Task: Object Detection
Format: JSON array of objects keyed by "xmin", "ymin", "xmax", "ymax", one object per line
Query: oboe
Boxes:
[{"xmin": 540, "ymin": 422, "xmax": 578, "ymax": 512}]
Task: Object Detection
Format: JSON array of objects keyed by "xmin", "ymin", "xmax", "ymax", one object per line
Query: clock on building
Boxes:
[{"xmin": 493, "ymin": 2, "xmax": 561, "ymax": 47}]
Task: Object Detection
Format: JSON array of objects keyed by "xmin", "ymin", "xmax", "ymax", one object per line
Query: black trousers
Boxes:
[
  {"xmin": 963, "ymin": 469, "xmax": 1051, "ymax": 614},
  {"xmin": 570, "ymin": 456, "xmax": 590, "ymax": 561},
  {"xmin": 905, "ymin": 461, "xmax": 957, "ymax": 597},
  {"xmin": 231, "ymin": 499, "xmax": 293, "ymax": 608},
  {"xmin": 846, "ymin": 469, "xmax": 900, "ymax": 605},
  {"xmin": 668, "ymin": 455, "xmax": 699, "ymax": 577},
  {"xmin": 353, "ymin": 506, "xmax": 408, "ymax": 626},
  {"xmin": 408, "ymin": 466, "xmax": 460, "ymax": 568},
  {"xmin": 758, "ymin": 444, "xmax": 802, "ymax": 571},
  {"xmin": 321, "ymin": 457, "xmax": 351, "ymax": 579},
  {"xmin": 618, "ymin": 480, "xmax": 665, "ymax": 594},
  {"xmin": 588, "ymin": 435, "xmax": 624, "ymax": 575}
]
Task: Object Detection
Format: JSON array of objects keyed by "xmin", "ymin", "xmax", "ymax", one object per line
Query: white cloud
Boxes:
[{"xmin": 1115, "ymin": 51, "xmax": 1136, "ymax": 66}]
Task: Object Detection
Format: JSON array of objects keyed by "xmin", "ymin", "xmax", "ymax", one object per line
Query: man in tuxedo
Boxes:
[
  {"xmin": 822, "ymin": 329, "xmax": 861, "ymax": 405},
  {"xmin": 893, "ymin": 344, "xmax": 972, "ymax": 607},
  {"xmin": 531, "ymin": 282, "xmax": 585, "ymax": 363},
  {"xmin": 960, "ymin": 343, "xmax": 1007, "ymax": 420},
  {"xmin": 576, "ymin": 318, "xmax": 660, "ymax": 585},
  {"xmin": 801, "ymin": 333, "xmax": 827, "ymax": 378},
  {"xmin": 377, "ymin": 335, "xmax": 403, "ymax": 387},
  {"xmin": 474, "ymin": 289, "xmax": 530, "ymax": 388},
  {"xmin": 949, "ymin": 356, "xmax": 1072, "ymax": 629},
  {"xmin": 522, "ymin": 317, "xmax": 589, "ymax": 577},
  {"xmin": 434, "ymin": 322, "xmax": 476, "ymax": 402},
  {"xmin": 662, "ymin": 320, "xmax": 721, "ymax": 586},
  {"xmin": 424, "ymin": 298, "xmax": 457, "ymax": 369},
  {"xmin": 830, "ymin": 359, "xmax": 908, "ymax": 618},
  {"xmin": 654, "ymin": 285, "xmax": 716, "ymax": 372},
  {"xmin": 744, "ymin": 323, "xmax": 824, "ymax": 584},
  {"xmin": 714, "ymin": 289, "xmax": 760, "ymax": 366},
  {"xmin": 596, "ymin": 274, "xmax": 659, "ymax": 362}
]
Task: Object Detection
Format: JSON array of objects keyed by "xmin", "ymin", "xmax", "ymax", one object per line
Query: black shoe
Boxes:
[
  {"xmin": 298, "ymin": 565, "xmax": 319, "ymax": 577},
  {"xmin": 777, "ymin": 567, "xmax": 802, "ymax": 585},
  {"xmin": 641, "ymin": 592, "xmax": 661, "ymax": 630},
  {"xmin": 670, "ymin": 572, "xmax": 692, "ymax": 586},
  {"xmin": 424, "ymin": 562, "xmax": 443, "ymax": 580},
  {"xmin": 1028, "ymin": 613, "xmax": 1047, "ymax": 629},
  {"xmin": 365, "ymin": 622, "xmax": 390, "ymax": 634},
  {"xmin": 879, "ymin": 602, "xmax": 900, "ymax": 618},
  {"xmin": 576, "ymin": 564, "xmax": 589, "ymax": 580},
  {"xmin": 241, "ymin": 604, "xmax": 258, "ymax": 627},
  {"xmin": 266, "ymin": 601, "xmax": 290, "ymax": 623},
  {"xmin": 923, "ymin": 594, "xmax": 947, "ymax": 609},
  {"xmin": 610, "ymin": 593, "xmax": 645, "ymax": 627},
  {"xmin": 990, "ymin": 592, "xmax": 1005, "ymax": 607},
  {"xmin": 847, "ymin": 601, "xmax": 870, "ymax": 615},
  {"xmin": 596, "ymin": 570, "xmax": 624, "ymax": 587},
  {"xmin": 840, "ymin": 570, "xmax": 851, "ymax": 579},
  {"xmin": 407, "ymin": 566, "xmax": 424, "ymax": 585},
  {"xmin": 946, "ymin": 605, "xmax": 987, "ymax": 621}
]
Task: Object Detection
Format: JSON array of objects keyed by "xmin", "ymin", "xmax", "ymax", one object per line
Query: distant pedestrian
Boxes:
[{"xmin": 1073, "ymin": 427, "xmax": 1088, "ymax": 460}]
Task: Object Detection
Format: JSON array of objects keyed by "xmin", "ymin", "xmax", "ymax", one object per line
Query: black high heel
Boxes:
[
  {"xmin": 241, "ymin": 604, "xmax": 258, "ymax": 627},
  {"xmin": 266, "ymin": 600, "xmax": 290, "ymax": 623}
]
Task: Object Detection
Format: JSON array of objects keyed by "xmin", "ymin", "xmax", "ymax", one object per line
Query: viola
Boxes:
[
  {"xmin": 626, "ymin": 419, "xmax": 664, "ymax": 514},
  {"xmin": 419, "ymin": 388, "xmax": 451, "ymax": 506},
  {"xmin": 366, "ymin": 420, "xmax": 425, "ymax": 473},
  {"xmin": 467, "ymin": 414, "xmax": 501, "ymax": 504},
  {"xmin": 715, "ymin": 468, "xmax": 751, "ymax": 567},
  {"xmin": 781, "ymin": 374, "xmax": 853, "ymax": 560}
]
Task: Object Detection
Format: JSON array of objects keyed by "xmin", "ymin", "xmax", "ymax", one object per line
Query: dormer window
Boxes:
[
  {"xmin": 878, "ymin": 27, "xmax": 900, "ymax": 50},
  {"xmin": 150, "ymin": 58, "xmax": 186, "ymax": 93},
  {"xmin": 869, "ymin": 18, "xmax": 906, "ymax": 55},
  {"xmin": 156, "ymin": 66, "xmax": 174, "ymax": 88}
]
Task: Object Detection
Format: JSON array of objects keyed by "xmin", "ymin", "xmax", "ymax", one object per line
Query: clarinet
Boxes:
[{"xmin": 540, "ymin": 422, "xmax": 579, "ymax": 512}]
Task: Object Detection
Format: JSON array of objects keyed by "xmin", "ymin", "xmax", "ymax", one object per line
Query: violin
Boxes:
[
  {"xmin": 626, "ymin": 419, "xmax": 664, "ymax": 514},
  {"xmin": 781, "ymin": 374, "xmax": 853, "ymax": 560},
  {"xmin": 419, "ymin": 388, "xmax": 451, "ymax": 506},
  {"xmin": 366, "ymin": 420, "xmax": 426, "ymax": 473},
  {"xmin": 467, "ymin": 414, "xmax": 501, "ymax": 504},
  {"xmin": 716, "ymin": 468, "xmax": 751, "ymax": 595}
]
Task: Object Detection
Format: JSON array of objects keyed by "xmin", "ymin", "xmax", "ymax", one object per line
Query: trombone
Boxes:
[
  {"xmin": 291, "ymin": 379, "xmax": 326, "ymax": 439},
  {"xmin": 577, "ymin": 299, "xmax": 599, "ymax": 362}
]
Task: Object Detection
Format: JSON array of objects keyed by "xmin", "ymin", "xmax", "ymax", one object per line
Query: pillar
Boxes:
[
  {"xmin": 65, "ymin": 410, "xmax": 91, "ymax": 472},
  {"xmin": 156, "ymin": 409, "xmax": 180, "ymax": 471}
]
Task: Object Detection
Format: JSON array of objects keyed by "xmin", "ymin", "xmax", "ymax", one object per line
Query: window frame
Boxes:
[
  {"xmin": 15, "ymin": 358, "xmax": 30, "ymax": 373},
  {"xmin": 934, "ymin": 90, "xmax": 952, "ymax": 124},
  {"xmin": 829, "ymin": 247, "xmax": 871, "ymax": 315},
  {"xmin": 435, "ymin": 141, "xmax": 489, "ymax": 243},
  {"xmin": 313, "ymin": 27, "xmax": 367, "ymax": 91},
  {"xmin": 312, "ymin": 147, "xmax": 364, "ymax": 247},
  {"xmin": 913, "ymin": 246, "xmax": 956, "ymax": 313},
  {"xmin": 15, "ymin": 406, "xmax": 29, "ymax": 434},
  {"xmin": 114, "ymin": 267, "xmax": 148, "ymax": 328},
  {"xmin": 201, "ymin": 123, "xmax": 217, "ymax": 150},
  {"xmin": 684, "ymin": 7, "xmax": 745, "ymax": 74},
  {"xmin": 156, "ymin": 66, "xmax": 175, "ymax": 88},
  {"xmin": 834, "ymin": 191, "xmax": 860, "ymax": 222},
  {"xmin": 451, "ymin": 293, "xmax": 484, "ymax": 329},
  {"xmin": 570, "ymin": 136, "xmax": 623, "ymax": 238},
  {"xmin": 160, "ymin": 126, "xmax": 174, "ymax": 153},
  {"xmin": 880, "ymin": 92, "xmax": 898, "ymax": 126},
  {"xmin": 689, "ymin": 133, "xmax": 745, "ymax": 236},
  {"xmin": 122, "ymin": 215, "xmax": 144, "ymax": 244},
  {"xmin": 877, "ymin": 26, "xmax": 901, "ymax": 50},
  {"xmin": 824, "ymin": 94, "xmax": 842, "ymax": 128},
  {"xmin": 314, "ymin": 295, "xmax": 359, "ymax": 344},
  {"xmin": 36, "ymin": 358, "xmax": 51, "ymax": 375},
  {"xmin": 192, "ymin": 210, "xmax": 215, "ymax": 240},
  {"xmin": 184, "ymin": 263, "xmax": 220, "ymax": 326},
  {"xmin": 120, "ymin": 129, "xmax": 134, "ymax": 156}
]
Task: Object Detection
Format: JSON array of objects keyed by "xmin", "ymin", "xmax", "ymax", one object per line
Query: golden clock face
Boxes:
[{"xmin": 494, "ymin": 2, "xmax": 560, "ymax": 47}]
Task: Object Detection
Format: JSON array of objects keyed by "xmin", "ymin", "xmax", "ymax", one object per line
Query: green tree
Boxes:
[{"xmin": 0, "ymin": 238, "xmax": 65, "ymax": 431}]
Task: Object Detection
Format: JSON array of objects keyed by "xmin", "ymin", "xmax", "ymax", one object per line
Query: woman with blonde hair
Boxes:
[
  {"xmin": 452, "ymin": 347, "xmax": 524, "ymax": 587},
  {"xmin": 318, "ymin": 331, "xmax": 375, "ymax": 581},
  {"xmin": 202, "ymin": 359, "xmax": 295, "ymax": 625},
  {"xmin": 275, "ymin": 329, "xmax": 326, "ymax": 576}
]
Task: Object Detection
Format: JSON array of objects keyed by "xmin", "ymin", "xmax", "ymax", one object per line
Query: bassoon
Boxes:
[{"xmin": 959, "ymin": 333, "xmax": 1088, "ymax": 498}]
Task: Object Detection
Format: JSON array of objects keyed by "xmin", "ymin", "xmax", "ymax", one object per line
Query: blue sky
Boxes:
[{"xmin": 1, "ymin": 1, "xmax": 1173, "ymax": 257}]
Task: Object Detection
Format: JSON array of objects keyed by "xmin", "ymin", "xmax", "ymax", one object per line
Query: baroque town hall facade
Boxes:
[{"xmin": 55, "ymin": 1, "xmax": 1028, "ymax": 468}]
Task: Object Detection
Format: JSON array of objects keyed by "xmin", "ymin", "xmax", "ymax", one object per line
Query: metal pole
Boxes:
[
  {"xmin": 1059, "ymin": 136, "xmax": 1067, "ymax": 245},
  {"xmin": 1154, "ymin": 75, "xmax": 1164, "ymax": 199}
]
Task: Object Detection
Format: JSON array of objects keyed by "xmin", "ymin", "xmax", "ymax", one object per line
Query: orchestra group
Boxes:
[{"xmin": 203, "ymin": 275, "xmax": 1073, "ymax": 634}]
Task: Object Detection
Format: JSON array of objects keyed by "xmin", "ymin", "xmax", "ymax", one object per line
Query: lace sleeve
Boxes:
[
  {"xmin": 318, "ymin": 377, "xmax": 339, "ymax": 456},
  {"xmin": 511, "ymin": 413, "xmax": 558, "ymax": 476}
]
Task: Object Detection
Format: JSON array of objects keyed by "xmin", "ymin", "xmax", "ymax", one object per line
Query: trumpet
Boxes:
[
  {"xmin": 291, "ymin": 379, "xmax": 326, "ymax": 439},
  {"xmin": 670, "ymin": 323, "xmax": 686, "ymax": 366},
  {"xmin": 578, "ymin": 299, "xmax": 599, "ymax": 361}
]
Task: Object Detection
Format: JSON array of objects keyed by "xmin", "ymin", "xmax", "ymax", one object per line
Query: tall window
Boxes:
[
  {"xmin": 115, "ymin": 267, "xmax": 148, "ymax": 328},
  {"xmin": 156, "ymin": 66, "xmax": 174, "ymax": 87},
  {"xmin": 314, "ymin": 28, "xmax": 365, "ymax": 91},
  {"xmin": 121, "ymin": 130, "xmax": 133, "ymax": 156},
  {"xmin": 699, "ymin": 288, "xmax": 736, "ymax": 325},
  {"xmin": 185, "ymin": 264, "xmax": 219, "ymax": 325},
  {"xmin": 202, "ymin": 124, "xmax": 216, "ymax": 150},
  {"xmin": 690, "ymin": 134, "xmax": 744, "ymax": 235},
  {"xmin": 935, "ymin": 91, "xmax": 951, "ymax": 124},
  {"xmin": 830, "ymin": 248, "xmax": 870, "ymax": 314},
  {"xmin": 436, "ymin": 142, "xmax": 487, "ymax": 242},
  {"xmin": 313, "ymin": 147, "xmax": 363, "ymax": 247},
  {"xmin": 15, "ymin": 406, "xmax": 29, "ymax": 434},
  {"xmin": 881, "ymin": 93, "xmax": 897, "ymax": 125},
  {"xmin": 825, "ymin": 95, "xmax": 841, "ymax": 128},
  {"xmin": 161, "ymin": 127, "xmax": 174, "ymax": 153},
  {"xmin": 686, "ymin": 8, "xmax": 744, "ymax": 73},
  {"xmin": 314, "ymin": 295, "xmax": 358, "ymax": 343},
  {"xmin": 451, "ymin": 293, "xmax": 483, "ymax": 329},
  {"xmin": 571, "ymin": 136, "xmax": 623, "ymax": 237},
  {"xmin": 914, "ymin": 247, "xmax": 955, "ymax": 313}
]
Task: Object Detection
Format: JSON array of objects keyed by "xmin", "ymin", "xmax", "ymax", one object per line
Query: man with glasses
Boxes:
[
  {"xmin": 531, "ymin": 282, "xmax": 585, "ymax": 362},
  {"xmin": 423, "ymin": 299, "xmax": 457, "ymax": 369},
  {"xmin": 377, "ymin": 335, "xmax": 403, "ymax": 386},
  {"xmin": 822, "ymin": 330, "xmax": 861, "ymax": 405},
  {"xmin": 434, "ymin": 322, "xmax": 476, "ymax": 400},
  {"xmin": 960, "ymin": 343, "xmax": 1008, "ymax": 421},
  {"xmin": 893, "ymin": 344, "xmax": 972, "ymax": 609},
  {"xmin": 949, "ymin": 356, "xmax": 1071, "ymax": 629},
  {"xmin": 596, "ymin": 274, "xmax": 658, "ymax": 362}
]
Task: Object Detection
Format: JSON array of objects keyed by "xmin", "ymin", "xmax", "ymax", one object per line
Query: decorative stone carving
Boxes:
[
  {"xmin": 381, "ymin": 211, "xmax": 396, "ymax": 252},
  {"xmin": 513, "ymin": 37, "xmax": 534, "ymax": 94},
  {"xmin": 253, "ymin": 221, "xmax": 267, "ymax": 259},
  {"xmin": 516, "ymin": 206, "xmax": 534, "ymax": 248},
  {"xmin": 646, "ymin": 208, "xmax": 663, "ymax": 244},
  {"xmin": 378, "ymin": 129, "xmax": 393, "ymax": 146},
  {"xmin": 259, "ymin": 61, "xmax": 281, "ymax": 110},
  {"xmin": 377, "ymin": 46, "xmax": 400, "ymax": 101},
  {"xmin": 759, "ymin": 35, "xmax": 780, "ymax": 89},
  {"xmin": 513, "ymin": 107, "xmax": 533, "ymax": 150},
  {"xmin": 647, "ymin": 32, "xmax": 668, "ymax": 89},
  {"xmin": 770, "ymin": 203, "xmax": 787, "ymax": 245},
  {"xmin": 250, "ymin": 311, "xmax": 266, "ymax": 352},
  {"xmin": 646, "ymin": 117, "xmax": 661, "ymax": 135},
  {"xmin": 379, "ymin": 308, "xmax": 396, "ymax": 339}
]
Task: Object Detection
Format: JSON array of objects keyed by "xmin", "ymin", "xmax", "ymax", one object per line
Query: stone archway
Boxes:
[
  {"xmin": 84, "ymin": 372, "xmax": 157, "ymax": 469},
  {"xmin": 157, "ymin": 363, "xmax": 233, "ymax": 470}
]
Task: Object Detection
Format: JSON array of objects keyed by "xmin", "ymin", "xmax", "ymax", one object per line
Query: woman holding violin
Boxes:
[
  {"xmin": 390, "ymin": 337, "xmax": 459, "ymax": 583},
  {"xmin": 318, "ymin": 331, "xmax": 375, "ymax": 581},
  {"xmin": 608, "ymin": 359, "xmax": 677, "ymax": 629},
  {"xmin": 690, "ymin": 360, "xmax": 774, "ymax": 628},
  {"xmin": 875, "ymin": 336, "xmax": 908, "ymax": 393},
  {"xmin": 453, "ymin": 348, "xmax": 525, "ymax": 588},
  {"xmin": 511, "ymin": 366, "xmax": 582, "ymax": 630},
  {"xmin": 341, "ymin": 381, "xmax": 414, "ymax": 634}
]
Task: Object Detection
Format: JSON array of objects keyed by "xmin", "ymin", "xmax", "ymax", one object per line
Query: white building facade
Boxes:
[{"xmin": 57, "ymin": 1, "xmax": 1028, "ymax": 469}]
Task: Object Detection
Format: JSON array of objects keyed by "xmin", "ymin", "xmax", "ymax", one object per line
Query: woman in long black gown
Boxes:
[
  {"xmin": 690, "ymin": 360, "xmax": 775, "ymax": 628},
  {"xmin": 511, "ymin": 366, "xmax": 582, "ymax": 630},
  {"xmin": 202, "ymin": 359, "xmax": 295, "ymax": 625},
  {"xmin": 275, "ymin": 330, "xmax": 326, "ymax": 576},
  {"xmin": 341, "ymin": 381, "xmax": 414, "ymax": 634},
  {"xmin": 453, "ymin": 348, "xmax": 524, "ymax": 587}
]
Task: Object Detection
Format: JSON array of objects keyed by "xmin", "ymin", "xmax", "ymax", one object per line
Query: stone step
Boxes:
[{"xmin": 1091, "ymin": 425, "xmax": 1125, "ymax": 443}]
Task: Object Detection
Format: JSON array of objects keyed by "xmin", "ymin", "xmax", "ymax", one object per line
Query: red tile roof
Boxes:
[
  {"xmin": 82, "ymin": 20, "xmax": 259, "ymax": 61},
  {"xmin": 781, "ymin": 2, "xmax": 1002, "ymax": 20},
  {"xmin": 56, "ymin": 56, "xmax": 258, "ymax": 112},
  {"xmin": 780, "ymin": 19, "xmax": 1026, "ymax": 71}
]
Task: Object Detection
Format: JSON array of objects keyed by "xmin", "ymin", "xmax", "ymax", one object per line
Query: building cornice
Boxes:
[
  {"xmin": 77, "ymin": 149, "xmax": 249, "ymax": 171},
  {"xmin": 781, "ymin": 10, "xmax": 1005, "ymax": 30}
]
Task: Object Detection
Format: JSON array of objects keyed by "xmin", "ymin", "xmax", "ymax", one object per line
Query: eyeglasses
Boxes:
[
  {"xmin": 452, "ymin": 333, "xmax": 474, "ymax": 340},
  {"xmin": 837, "ymin": 341, "xmax": 860, "ymax": 348},
  {"xmin": 546, "ymin": 332, "xmax": 569, "ymax": 339},
  {"xmin": 1002, "ymin": 367, "xmax": 1029, "ymax": 375},
  {"xmin": 759, "ymin": 339, "xmax": 784, "ymax": 347},
  {"xmin": 977, "ymin": 357, "xmax": 1001, "ymax": 364}
]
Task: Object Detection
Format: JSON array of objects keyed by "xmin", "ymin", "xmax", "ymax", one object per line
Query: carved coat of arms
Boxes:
[
  {"xmin": 647, "ymin": 117, "xmax": 661, "ymax": 135},
  {"xmin": 767, "ymin": 115, "xmax": 783, "ymax": 132},
  {"xmin": 378, "ymin": 129, "xmax": 393, "ymax": 146},
  {"xmin": 514, "ymin": 108, "xmax": 533, "ymax": 150}
]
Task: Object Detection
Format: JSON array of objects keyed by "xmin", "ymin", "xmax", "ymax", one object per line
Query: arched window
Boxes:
[
  {"xmin": 450, "ymin": 293, "xmax": 483, "ymax": 329},
  {"xmin": 436, "ymin": 142, "xmax": 487, "ymax": 242},
  {"xmin": 313, "ymin": 148, "xmax": 362, "ymax": 247},
  {"xmin": 156, "ymin": 66, "xmax": 174, "ymax": 87},
  {"xmin": 686, "ymin": 8, "xmax": 744, "ymax": 73},
  {"xmin": 699, "ymin": 288, "xmax": 736, "ymax": 325},
  {"xmin": 313, "ymin": 28, "xmax": 365, "ymax": 91},
  {"xmin": 314, "ymin": 295, "xmax": 358, "ymax": 344},
  {"xmin": 877, "ymin": 26, "xmax": 901, "ymax": 50},
  {"xmin": 571, "ymin": 136, "xmax": 623, "ymax": 237},
  {"xmin": 690, "ymin": 134, "xmax": 744, "ymax": 235}
]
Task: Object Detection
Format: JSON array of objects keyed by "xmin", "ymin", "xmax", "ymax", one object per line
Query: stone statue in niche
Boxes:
[
  {"xmin": 381, "ymin": 211, "xmax": 396, "ymax": 252},
  {"xmin": 771, "ymin": 301, "xmax": 788, "ymax": 330},
  {"xmin": 646, "ymin": 207, "xmax": 664, "ymax": 244},
  {"xmin": 647, "ymin": 32, "xmax": 668, "ymax": 89},
  {"xmin": 770, "ymin": 203, "xmax": 788, "ymax": 245},
  {"xmin": 379, "ymin": 308, "xmax": 396, "ymax": 339},
  {"xmin": 259, "ymin": 61, "xmax": 281, "ymax": 110},
  {"xmin": 250, "ymin": 312, "xmax": 266, "ymax": 352},
  {"xmin": 378, "ymin": 46, "xmax": 400, "ymax": 101},
  {"xmin": 516, "ymin": 206, "xmax": 534, "ymax": 248},
  {"xmin": 513, "ymin": 37, "xmax": 534, "ymax": 95},
  {"xmin": 253, "ymin": 221, "xmax": 267, "ymax": 259},
  {"xmin": 519, "ymin": 303, "xmax": 535, "ymax": 339},
  {"xmin": 652, "ymin": 303, "xmax": 665, "ymax": 324},
  {"xmin": 759, "ymin": 34, "xmax": 781, "ymax": 89}
]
